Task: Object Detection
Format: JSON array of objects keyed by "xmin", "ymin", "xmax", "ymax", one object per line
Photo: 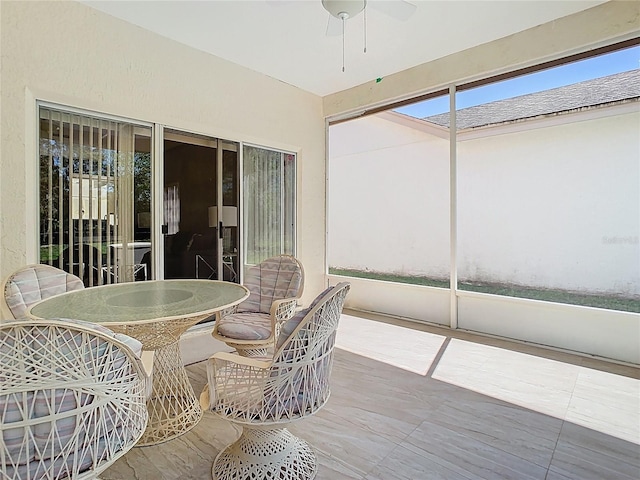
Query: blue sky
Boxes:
[{"xmin": 395, "ymin": 45, "xmax": 640, "ymax": 118}]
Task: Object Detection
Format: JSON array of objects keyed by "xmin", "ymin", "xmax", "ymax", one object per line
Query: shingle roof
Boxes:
[{"xmin": 424, "ymin": 69, "xmax": 640, "ymax": 129}]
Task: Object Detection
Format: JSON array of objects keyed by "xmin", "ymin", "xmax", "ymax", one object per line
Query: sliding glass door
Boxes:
[
  {"xmin": 162, "ymin": 130, "xmax": 239, "ymax": 282},
  {"xmin": 38, "ymin": 106, "xmax": 296, "ymax": 286},
  {"xmin": 38, "ymin": 105, "xmax": 152, "ymax": 286}
]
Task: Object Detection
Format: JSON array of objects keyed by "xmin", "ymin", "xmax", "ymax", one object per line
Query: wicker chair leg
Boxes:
[{"xmin": 213, "ymin": 426, "xmax": 317, "ymax": 480}]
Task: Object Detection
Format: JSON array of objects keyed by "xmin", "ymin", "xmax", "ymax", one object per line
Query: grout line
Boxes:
[
  {"xmin": 544, "ymin": 418, "xmax": 565, "ymax": 480},
  {"xmin": 425, "ymin": 336, "xmax": 452, "ymax": 378}
]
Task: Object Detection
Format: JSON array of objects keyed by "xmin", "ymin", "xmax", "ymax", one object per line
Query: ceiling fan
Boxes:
[{"xmin": 321, "ymin": 0, "xmax": 417, "ymax": 71}]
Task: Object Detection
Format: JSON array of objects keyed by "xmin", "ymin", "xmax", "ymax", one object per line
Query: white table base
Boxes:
[{"xmin": 138, "ymin": 340, "xmax": 202, "ymax": 446}]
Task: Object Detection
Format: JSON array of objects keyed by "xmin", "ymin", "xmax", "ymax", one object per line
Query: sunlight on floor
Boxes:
[
  {"xmin": 336, "ymin": 315, "xmax": 640, "ymax": 446},
  {"xmin": 431, "ymin": 338, "xmax": 640, "ymax": 445},
  {"xmin": 336, "ymin": 314, "xmax": 446, "ymax": 375}
]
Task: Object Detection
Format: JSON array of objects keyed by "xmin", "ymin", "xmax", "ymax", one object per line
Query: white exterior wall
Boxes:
[
  {"xmin": 328, "ymin": 115, "xmax": 450, "ymax": 279},
  {"xmin": 458, "ymin": 109, "xmax": 640, "ymax": 296},
  {"xmin": 329, "ymin": 109, "xmax": 640, "ymax": 297}
]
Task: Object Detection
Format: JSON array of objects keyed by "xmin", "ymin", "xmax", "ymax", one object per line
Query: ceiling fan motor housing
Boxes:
[{"xmin": 322, "ymin": 0, "xmax": 367, "ymax": 20}]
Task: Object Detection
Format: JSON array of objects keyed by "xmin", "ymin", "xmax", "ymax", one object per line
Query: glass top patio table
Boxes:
[
  {"xmin": 29, "ymin": 279, "xmax": 248, "ymax": 325},
  {"xmin": 28, "ymin": 279, "xmax": 249, "ymax": 446}
]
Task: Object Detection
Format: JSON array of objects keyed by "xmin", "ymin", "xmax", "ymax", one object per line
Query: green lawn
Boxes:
[
  {"xmin": 39, "ymin": 245, "xmax": 62, "ymax": 262},
  {"xmin": 329, "ymin": 268, "xmax": 640, "ymax": 313}
]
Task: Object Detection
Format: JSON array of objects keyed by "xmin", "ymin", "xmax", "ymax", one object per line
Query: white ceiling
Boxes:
[{"xmin": 82, "ymin": 0, "xmax": 607, "ymax": 97}]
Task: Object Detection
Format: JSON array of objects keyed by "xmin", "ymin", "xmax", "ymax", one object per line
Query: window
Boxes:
[
  {"xmin": 243, "ymin": 145, "xmax": 296, "ymax": 265},
  {"xmin": 328, "ymin": 43, "xmax": 639, "ymax": 313},
  {"xmin": 328, "ymin": 100, "xmax": 451, "ymax": 287},
  {"xmin": 38, "ymin": 105, "xmax": 152, "ymax": 285},
  {"xmin": 456, "ymin": 47, "xmax": 639, "ymax": 312}
]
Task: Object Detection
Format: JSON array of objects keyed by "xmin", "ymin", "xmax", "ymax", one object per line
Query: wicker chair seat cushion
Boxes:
[
  {"xmin": 4, "ymin": 431, "xmax": 116, "ymax": 480},
  {"xmin": 212, "ymin": 375, "xmax": 309, "ymax": 422},
  {"xmin": 0, "ymin": 320, "xmax": 145, "ymax": 479},
  {"xmin": 213, "ymin": 350, "xmax": 333, "ymax": 424},
  {"xmin": 4, "ymin": 265, "xmax": 84, "ymax": 319},
  {"xmin": 2, "ymin": 388, "xmax": 126, "ymax": 477},
  {"xmin": 47, "ymin": 318, "xmax": 144, "ymax": 358},
  {"xmin": 275, "ymin": 309, "xmax": 308, "ymax": 350},
  {"xmin": 2, "ymin": 391, "xmax": 35, "ymax": 460},
  {"xmin": 216, "ymin": 312, "xmax": 272, "ymax": 340},
  {"xmin": 241, "ymin": 256, "xmax": 303, "ymax": 314},
  {"xmin": 275, "ymin": 286, "xmax": 334, "ymax": 350}
]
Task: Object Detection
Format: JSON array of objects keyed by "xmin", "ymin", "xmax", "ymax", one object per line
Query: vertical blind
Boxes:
[
  {"xmin": 38, "ymin": 106, "xmax": 151, "ymax": 285},
  {"xmin": 243, "ymin": 145, "xmax": 296, "ymax": 265}
]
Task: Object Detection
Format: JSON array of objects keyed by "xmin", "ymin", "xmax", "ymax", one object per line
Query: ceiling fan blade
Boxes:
[
  {"xmin": 369, "ymin": 0, "xmax": 417, "ymax": 21},
  {"xmin": 326, "ymin": 14, "xmax": 343, "ymax": 36}
]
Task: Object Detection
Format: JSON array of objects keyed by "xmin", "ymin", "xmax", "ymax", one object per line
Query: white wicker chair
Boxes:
[
  {"xmin": 201, "ymin": 282, "xmax": 350, "ymax": 480},
  {"xmin": 0, "ymin": 318, "xmax": 150, "ymax": 480},
  {"xmin": 212, "ymin": 255, "xmax": 304, "ymax": 357},
  {"xmin": 1, "ymin": 264, "xmax": 85, "ymax": 319}
]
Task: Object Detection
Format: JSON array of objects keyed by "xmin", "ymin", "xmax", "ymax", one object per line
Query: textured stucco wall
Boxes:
[{"xmin": 0, "ymin": 0, "xmax": 325, "ymax": 304}]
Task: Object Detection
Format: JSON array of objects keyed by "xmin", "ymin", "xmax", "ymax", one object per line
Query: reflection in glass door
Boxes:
[
  {"xmin": 162, "ymin": 130, "xmax": 239, "ymax": 282},
  {"xmin": 38, "ymin": 105, "xmax": 152, "ymax": 286}
]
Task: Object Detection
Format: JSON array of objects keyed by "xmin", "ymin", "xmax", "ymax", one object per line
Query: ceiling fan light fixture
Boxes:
[{"xmin": 322, "ymin": 0, "xmax": 366, "ymax": 20}]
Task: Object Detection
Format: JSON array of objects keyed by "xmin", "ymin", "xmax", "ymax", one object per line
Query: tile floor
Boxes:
[{"xmin": 103, "ymin": 311, "xmax": 640, "ymax": 480}]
